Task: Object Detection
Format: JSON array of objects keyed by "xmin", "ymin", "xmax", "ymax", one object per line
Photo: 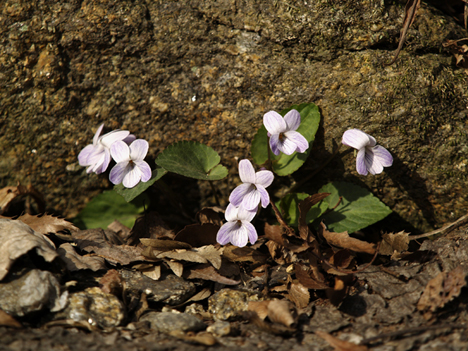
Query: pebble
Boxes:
[
  {"xmin": 54, "ymin": 287, "xmax": 124, "ymax": 328},
  {"xmin": 140, "ymin": 312, "xmax": 206, "ymax": 333},
  {"xmin": 120, "ymin": 271, "xmax": 196, "ymax": 305},
  {"xmin": 208, "ymin": 289, "xmax": 261, "ymax": 321},
  {"xmin": 0, "ymin": 269, "xmax": 67, "ymax": 317},
  {"xmin": 207, "ymin": 320, "xmax": 231, "ymax": 336}
]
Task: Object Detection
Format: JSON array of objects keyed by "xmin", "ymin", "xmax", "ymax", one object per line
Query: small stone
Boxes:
[
  {"xmin": 140, "ymin": 312, "xmax": 205, "ymax": 334},
  {"xmin": 208, "ymin": 289, "xmax": 261, "ymax": 321},
  {"xmin": 120, "ymin": 271, "xmax": 196, "ymax": 305},
  {"xmin": 55, "ymin": 287, "xmax": 124, "ymax": 328},
  {"xmin": 0, "ymin": 269, "xmax": 67, "ymax": 317},
  {"xmin": 207, "ymin": 320, "xmax": 231, "ymax": 336}
]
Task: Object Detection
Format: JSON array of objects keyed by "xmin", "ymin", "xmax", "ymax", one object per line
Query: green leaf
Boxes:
[
  {"xmin": 250, "ymin": 103, "xmax": 321, "ymax": 176},
  {"xmin": 72, "ymin": 190, "xmax": 147, "ymax": 230},
  {"xmin": 278, "ymin": 192, "xmax": 329, "ymax": 227},
  {"xmin": 318, "ymin": 181, "xmax": 392, "ymax": 233},
  {"xmin": 155, "ymin": 141, "xmax": 228, "ymax": 180},
  {"xmin": 114, "ymin": 167, "xmax": 167, "ymax": 202}
]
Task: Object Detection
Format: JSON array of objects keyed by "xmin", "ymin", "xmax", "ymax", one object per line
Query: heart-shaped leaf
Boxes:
[
  {"xmin": 318, "ymin": 181, "xmax": 392, "ymax": 233},
  {"xmin": 156, "ymin": 141, "xmax": 228, "ymax": 180}
]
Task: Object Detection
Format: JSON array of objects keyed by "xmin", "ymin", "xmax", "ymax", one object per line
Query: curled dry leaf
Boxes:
[
  {"xmin": 319, "ymin": 222, "xmax": 376, "ymax": 255},
  {"xmin": 288, "ymin": 282, "xmax": 310, "ymax": 310},
  {"xmin": 248, "ymin": 300, "xmax": 296, "ymax": 327},
  {"xmin": 294, "ymin": 263, "xmax": 329, "ymax": 290},
  {"xmin": 417, "ymin": 266, "xmax": 467, "ymax": 314},
  {"xmin": 222, "ymin": 246, "xmax": 268, "ymax": 264},
  {"xmin": 73, "ymin": 229, "xmax": 146, "ymax": 265},
  {"xmin": 13, "ymin": 213, "xmax": 78, "ymax": 234},
  {"xmin": 0, "ymin": 219, "xmax": 58, "ymax": 281},
  {"xmin": 184, "ymin": 264, "xmax": 240, "ymax": 285},
  {"xmin": 165, "ymin": 260, "xmax": 184, "ymax": 277},
  {"xmin": 57, "ymin": 243, "xmax": 107, "ymax": 272},
  {"xmin": 316, "ymin": 330, "xmax": 368, "ymax": 351},
  {"xmin": 0, "ymin": 309, "xmax": 22, "ymax": 328},
  {"xmin": 193, "ymin": 245, "xmax": 222, "ymax": 270}
]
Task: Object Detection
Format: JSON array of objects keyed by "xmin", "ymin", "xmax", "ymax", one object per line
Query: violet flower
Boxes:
[
  {"xmin": 78, "ymin": 124, "xmax": 135, "ymax": 174},
  {"xmin": 229, "ymin": 159, "xmax": 274, "ymax": 211},
  {"xmin": 109, "ymin": 139, "xmax": 152, "ymax": 188},
  {"xmin": 263, "ymin": 109, "xmax": 309, "ymax": 156},
  {"xmin": 216, "ymin": 203, "xmax": 258, "ymax": 247},
  {"xmin": 342, "ymin": 129, "xmax": 393, "ymax": 175}
]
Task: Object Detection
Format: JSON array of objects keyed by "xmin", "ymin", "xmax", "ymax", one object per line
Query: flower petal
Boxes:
[
  {"xmin": 243, "ymin": 221, "xmax": 258, "ymax": 245},
  {"xmin": 110, "ymin": 141, "xmax": 130, "ymax": 163},
  {"xmin": 229, "ymin": 183, "xmax": 253, "ymax": 207},
  {"xmin": 129, "ymin": 139, "xmax": 149, "ymax": 161},
  {"xmin": 123, "ymin": 166, "xmax": 142, "ymax": 188},
  {"xmin": 372, "ymin": 145, "xmax": 393, "ymax": 167},
  {"xmin": 123, "ymin": 134, "xmax": 136, "ymax": 145},
  {"xmin": 342, "ymin": 129, "xmax": 372, "ymax": 150},
  {"xmin": 283, "ymin": 109, "xmax": 301, "ymax": 131},
  {"xmin": 134, "ymin": 160, "xmax": 152, "ymax": 182},
  {"xmin": 269, "ymin": 134, "xmax": 281, "ymax": 156},
  {"xmin": 225, "ymin": 203, "xmax": 240, "ymax": 222},
  {"xmin": 277, "ymin": 135, "xmax": 299, "ymax": 155},
  {"xmin": 263, "ymin": 111, "xmax": 287, "ymax": 135},
  {"xmin": 217, "ymin": 221, "xmax": 238, "ymax": 245},
  {"xmin": 93, "ymin": 124, "xmax": 104, "ymax": 145},
  {"xmin": 284, "ymin": 130, "xmax": 309, "ymax": 153},
  {"xmin": 230, "ymin": 224, "xmax": 249, "ymax": 247},
  {"xmin": 356, "ymin": 148, "xmax": 368, "ymax": 175},
  {"xmin": 364, "ymin": 148, "xmax": 384, "ymax": 175},
  {"xmin": 100, "ymin": 130, "xmax": 130, "ymax": 148},
  {"xmin": 109, "ymin": 161, "xmax": 130, "ymax": 184},
  {"xmin": 238, "ymin": 159, "xmax": 256, "ymax": 184},
  {"xmin": 241, "ymin": 188, "xmax": 261, "ymax": 211},
  {"xmin": 256, "ymin": 185, "xmax": 270, "ymax": 208},
  {"xmin": 92, "ymin": 149, "xmax": 111, "ymax": 174},
  {"xmin": 237, "ymin": 205, "xmax": 256, "ymax": 222},
  {"xmin": 255, "ymin": 170, "xmax": 274, "ymax": 188},
  {"xmin": 78, "ymin": 145, "xmax": 97, "ymax": 166}
]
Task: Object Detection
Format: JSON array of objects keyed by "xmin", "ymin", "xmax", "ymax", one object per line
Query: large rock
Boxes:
[{"xmin": 1, "ymin": 0, "xmax": 467, "ymax": 231}]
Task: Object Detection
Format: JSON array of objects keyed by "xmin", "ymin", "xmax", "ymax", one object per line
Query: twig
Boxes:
[
  {"xmin": 409, "ymin": 212, "xmax": 468, "ymax": 241},
  {"xmin": 385, "ymin": 0, "xmax": 421, "ymax": 66}
]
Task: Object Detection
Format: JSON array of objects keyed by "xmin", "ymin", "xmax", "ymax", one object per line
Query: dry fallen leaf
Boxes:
[
  {"xmin": 319, "ymin": 222, "xmax": 376, "ymax": 255},
  {"xmin": 316, "ymin": 330, "xmax": 368, "ymax": 351},
  {"xmin": 165, "ymin": 260, "xmax": 184, "ymax": 277},
  {"xmin": 184, "ymin": 264, "xmax": 240, "ymax": 285},
  {"xmin": 0, "ymin": 183, "xmax": 45, "ymax": 215},
  {"xmin": 13, "ymin": 213, "xmax": 78, "ymax": 234},
  {"xmin": 417, "ymin": 266, "xmax": 467, "ymax": 315},
  {"xmin": 57, "ymin": 243, "xmax": 107, "ymax": 272},
  {"xmin": 0, "ymin": 309, "xmax": 22, "ymax": 328},
  {"xmin": 140, "ymin": 238, "xmax": 192, "ymax": 251},
  {"xmin": 128, "ymin": 211, "xmax": 175, "ymax": 245},
  {"xmin": 73, "ymin": 229, "xmax": 146, "ymax": 265},
  {"xmin": 266, "ymin": 300, "xmax": 296, "ymax": 327},
  {"xmin": 0, "ymin": 218, "xmax": 58, "ymax": 281},
  {"xmin": 288, "ymin": 282, "xmax": 310, "ymax": 310},
  {"xmin": 222, "ymin": 245, "xmax": 268, "ymax": 264},
  {"xmin": 193, "ymin": 245, "xmax": 222, "ymax": 270},
  {"xmin": 379, "ymin": 231, "xmax": 410, "ymax": 256},
  {"xmin": 294, "ymin": 263, "xmax": 329, "ymax": 290}
]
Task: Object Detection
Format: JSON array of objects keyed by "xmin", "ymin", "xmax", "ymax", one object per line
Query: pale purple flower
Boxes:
[
  {"xmin": 229, "ymin": 159, "xmax": 274, "ymax": 211},
  {"xmin": 109, "ymin": 139, "xmax": 152, "ymax": 188},
  {"xmin": 216, "ymin": 203, "xmax": 258, "ymax": 247},
  {"xmin": 78, "ymin": 124, "xmax": 135, "ymax": 174},
  {"xmin": 342, "ymin": 129, "xmax": 393, "ymax": 176},
  {"xmin": 263, "ymin": 109, "xmax": 309, "ymax": 156}
]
